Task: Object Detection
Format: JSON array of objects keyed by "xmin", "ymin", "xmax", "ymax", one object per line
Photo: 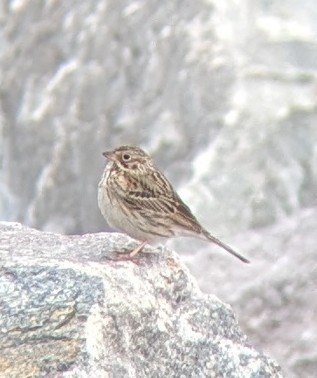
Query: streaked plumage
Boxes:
[{"xmin": 98, "ymin": 145, "xmax": 249, "ymax": 263}]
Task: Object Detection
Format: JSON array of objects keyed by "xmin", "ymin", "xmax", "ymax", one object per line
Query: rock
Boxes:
[
  {"xmin": 201, "ymin": 207, "xmax": 317, "ymax": 378},
  {"xmin": 0, "ymin": 222, "xmax": 281, "ymax": 377}
]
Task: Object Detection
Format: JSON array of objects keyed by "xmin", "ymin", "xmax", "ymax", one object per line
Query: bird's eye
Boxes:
[{"xmin": 122, "ymin": 153, "xmax": 131, "ymax": 161}]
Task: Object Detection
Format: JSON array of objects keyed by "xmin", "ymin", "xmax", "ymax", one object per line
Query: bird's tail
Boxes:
[{"xmin": 202, "ymin": 230, "xmax": 250, "ymax": 264}]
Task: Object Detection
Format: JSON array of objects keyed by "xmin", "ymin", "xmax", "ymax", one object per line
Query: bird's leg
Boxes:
[
  {"xmin": 106, "ymin": 241, "xmax": 147, "ymax": 262},
  {"xmin": 129, "ymin": 241, "xmax": 147, "ymax": 257},
  {"xmin": 107, "ymin": 241, "xmax": 146, "ymax": 264}
]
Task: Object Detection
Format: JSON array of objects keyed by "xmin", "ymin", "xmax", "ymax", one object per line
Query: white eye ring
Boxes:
[{"xmin": 122, "ymin": 153, "xmax": 131, "ymax": 161}]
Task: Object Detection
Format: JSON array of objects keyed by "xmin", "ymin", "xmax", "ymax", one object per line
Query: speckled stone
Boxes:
[{"xmin": 0, "ymin": 222, "xmax": 282, "ymax": 377}]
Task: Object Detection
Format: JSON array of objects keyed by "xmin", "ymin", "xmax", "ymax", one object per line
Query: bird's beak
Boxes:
[{"xmin": 102, "ymin": 151, "xmax": 115, "ymax": 161}]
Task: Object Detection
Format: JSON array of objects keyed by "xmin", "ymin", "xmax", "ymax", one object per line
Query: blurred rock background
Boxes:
[{"xmin": 0, "ymin": 1, "xmax": 316, "ymax": 377}]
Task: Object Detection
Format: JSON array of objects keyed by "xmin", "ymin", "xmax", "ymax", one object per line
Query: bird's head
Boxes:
[{"xmin": 102, "ymin": 145, "xmax": 153, "ymax": 171}]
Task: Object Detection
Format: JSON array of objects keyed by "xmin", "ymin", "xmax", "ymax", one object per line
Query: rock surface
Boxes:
[
  {"xmin": 1, "ymin": 1, "xmax": 317, "ymax": 377},
  {"xmin": 182, "ymin": 207, "xmax": 317, "ymax": 378},
  {"xmin": 0, "ymin": 222, "xmax": 281, "ymax": 377}
]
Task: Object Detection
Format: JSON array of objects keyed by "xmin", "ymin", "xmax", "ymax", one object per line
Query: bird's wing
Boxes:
[{"xmin": 113, "ymin": 168, "xmax": 203, "ymax": 234}]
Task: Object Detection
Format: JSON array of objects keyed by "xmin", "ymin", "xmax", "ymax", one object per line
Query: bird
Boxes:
[{"xmin": 98, "ymin": 145, "xmax": 249, "ymax": 263}]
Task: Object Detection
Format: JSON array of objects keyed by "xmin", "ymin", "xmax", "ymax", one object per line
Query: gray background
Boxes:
[{"xmin": 1, "ymin": 1, "xmax": 316, "ymax": 377}]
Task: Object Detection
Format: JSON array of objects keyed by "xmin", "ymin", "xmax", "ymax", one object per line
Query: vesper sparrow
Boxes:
[{"xmin": 98, "ymin": 145, "xmax": 249, "ymax": 263}]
